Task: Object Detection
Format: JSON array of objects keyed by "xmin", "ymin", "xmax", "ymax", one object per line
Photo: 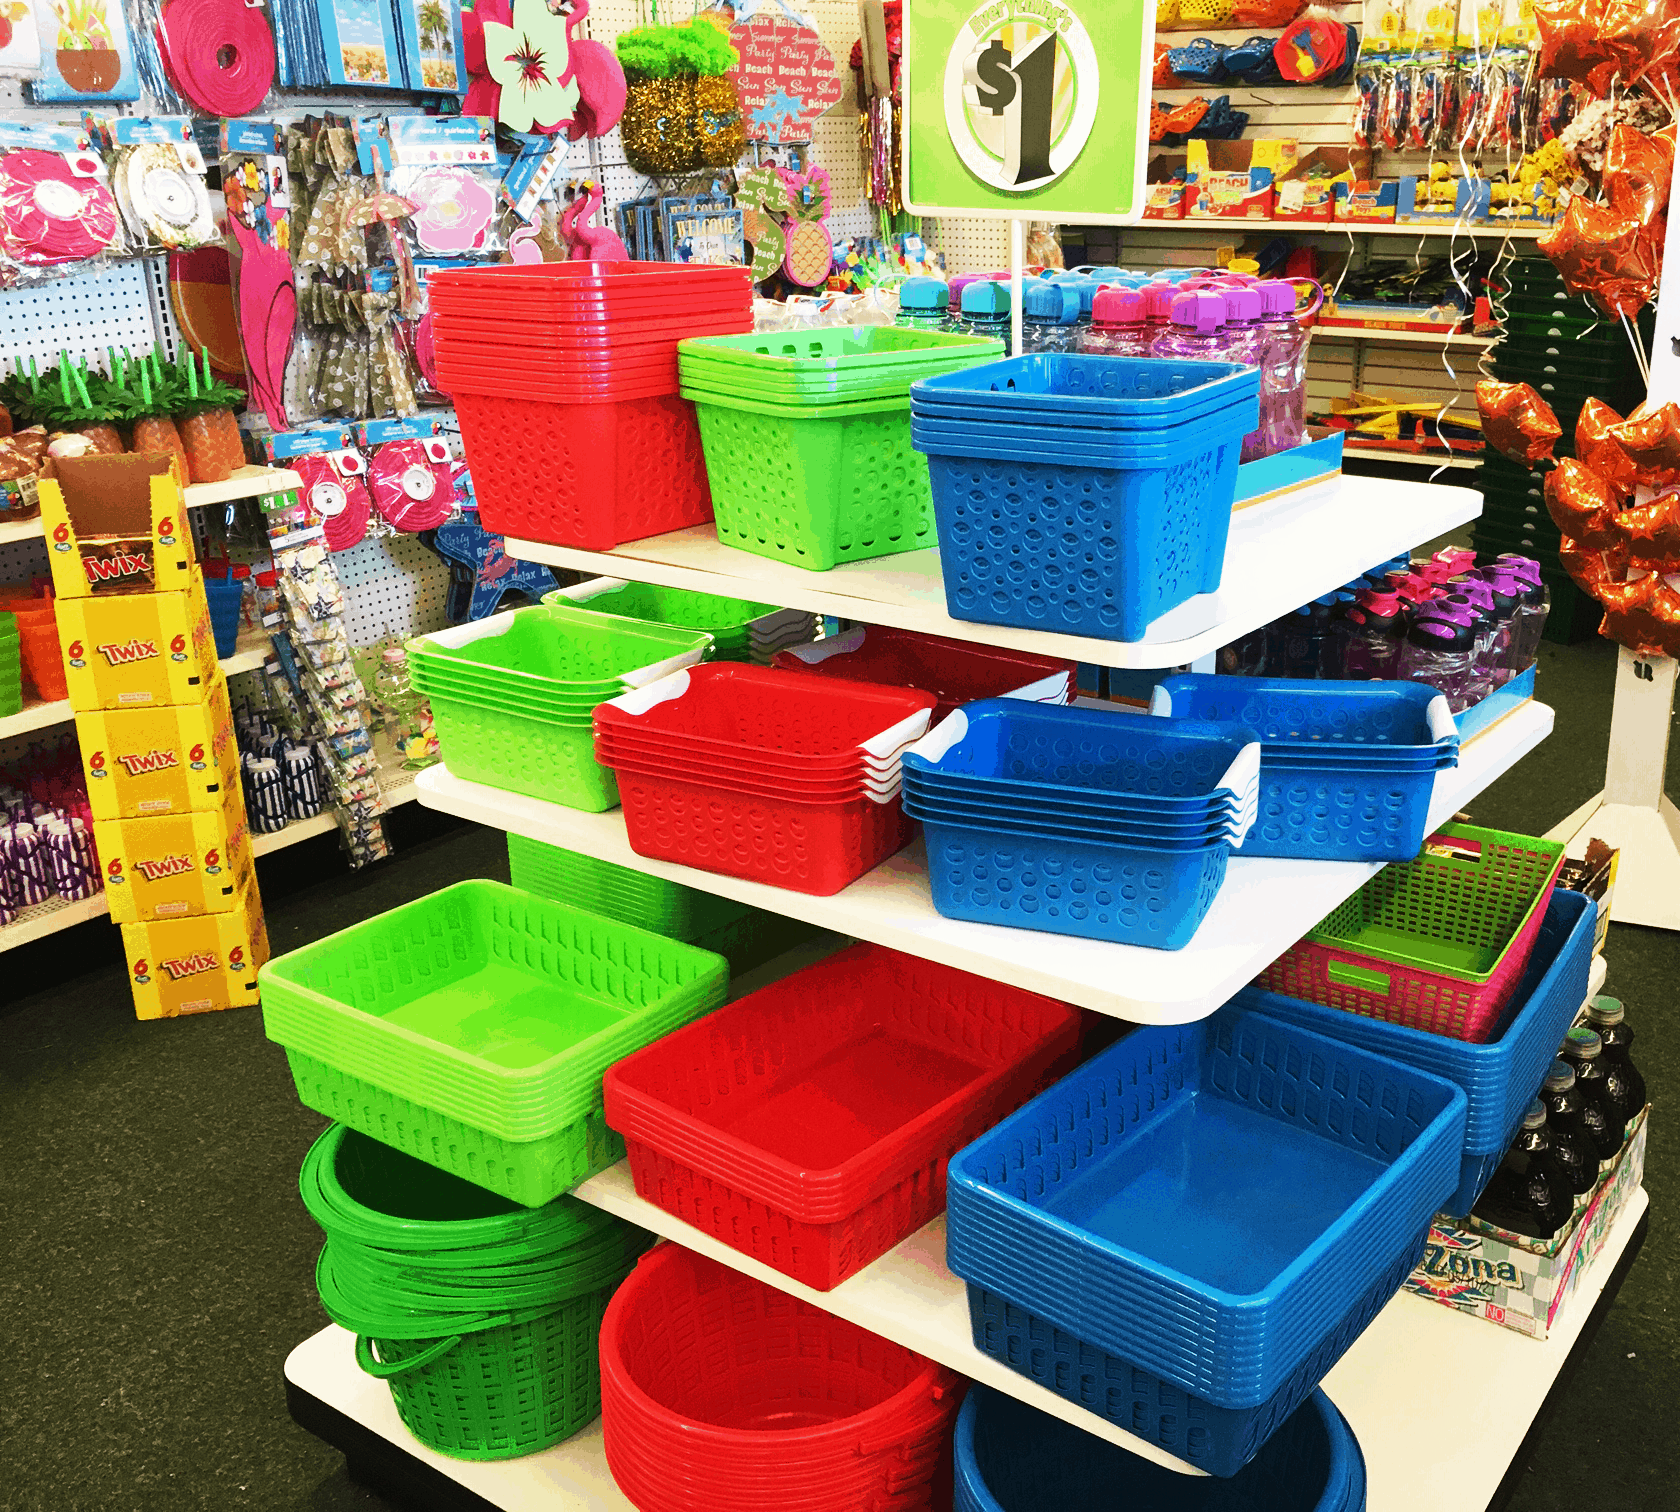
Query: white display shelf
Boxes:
[
  {"xmin": 1131, "ymin": 218, "xmax": 1549, "ymax": 240},
  {"xmin": 1343, "ymin": 449, "xmax": 1482, "ymax": 471},
  {"xmin": 0, "ymin": 466, "xmax": 304, "ymax": 547},
  {"xmin": 0, "ymin": 889, "xmax": 108, "ymax": 952},
  {"xmin": 414, "ymin": 698, "xmax": 1553, "ymax": 1024},
  {"xmin": 504, "ymin": 475, "xmax": 1481, "ymax": 672},
  {"xmin": 1313, "ymin": 327, "xmax": 1497, "ymax": 348},
  {"xmin": 250, "ymin": 755, "xmax": 422, "ymax": 858}
]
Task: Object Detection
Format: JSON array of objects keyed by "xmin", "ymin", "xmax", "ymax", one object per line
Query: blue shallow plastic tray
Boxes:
[
  {"xmin": 910, "ymin": 408, "xmax": 1260, "ymax": 459},
  {"xmin": 1150, "ymin": 677, "xmax": 1459, "ymax": 757},
  {"xmin": 954, "ymin": 1384, "xmax": 1366, "ymax": 1512},
  {"xmin": 946, "ymin": 1007, "xmax": 1467, "ymax": 1406},
  {"xmin": 902, "ymin": 781, "xmax": 1243, "ymax": 847},
  {"xmin": 1235, "ymin": 889, "xmax": 1594, "ymax": 1216},
  {"xmin": 966, "ymin": 1230, "xmax": 1419, "ymax": 1477}
]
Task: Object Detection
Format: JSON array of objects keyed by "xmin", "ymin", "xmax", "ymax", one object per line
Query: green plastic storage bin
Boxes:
[
  {"xmin": 540, "ymin": 580, "xmax": 816, "ymax": 664},
  {"xmin": 426, "ymin": 695, "xmax": 618, "ymax": 811},
  {"xmin": 678, "ymin": 325, "xmax": 1002, "ymax": 378},
  {"xmin": 262, "ymin": 881, "xmax": 729, "ymax": 1204},
  {"xmin": 687, "ymin": 389, "xmax": 936, "ymax": 571}
]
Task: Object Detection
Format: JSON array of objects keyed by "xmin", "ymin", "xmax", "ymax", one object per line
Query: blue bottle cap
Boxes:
[
  {"xmin": 899, "ymin": 276, "xmax": 949, "ymax": 312},
  {"xmin": 1024, "ymin": 280, "xmax": 1078, "ymax": 322},
  {"xmin": 961, "ymin": 279, "xmax": 1011, "ymax": 316}
]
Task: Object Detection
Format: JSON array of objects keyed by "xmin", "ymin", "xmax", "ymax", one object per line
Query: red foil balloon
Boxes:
[
  {"xmin": 1534, "ymin": 0, "xmax": 1620, "ymax": 92},
  {"xmin": 1545, "ymin": 458, "xmax": 1624, "ymax": 547},
  {"xmin": 1538, "ymin": 195, "xmax": 1659, "ymax": 318},
  {"xmin": 1576, "ymin": 397, "xmax": 1640, "ymax": 497},
  {"xmin": 1609, "ymin": 400, "xmax": 1680, "ymax": 486},
  {"xmin": 1605, "ymin": 121, "xmax": 1675, "ymax": 279},
  {"xmin": 1476, "ymin": 378, "xmax": 1563, "ymax": 464},
  {"xmin": 1599, "ymin": 0, "xmax": 1676, "ymax": 89},
  {"xmin": 1559, "ymin": 537, "xmax": 1631, "ymax": 594},
  {"xmin": 1610, "ymin": 489, "xmax": 1680, "ymax": 567}
]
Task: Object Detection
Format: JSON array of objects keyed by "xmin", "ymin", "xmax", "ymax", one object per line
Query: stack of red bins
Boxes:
[
  {"xmin": 592, "ymin": 663, "xmax": 937, "ymax": 896},
  {"xmin": 426, "ymin": 261, "xmax": 754, "ymax": 550},
  {"xmin": 603, "ymin": 941, "xmax": 1084, "ymax": 1291}
]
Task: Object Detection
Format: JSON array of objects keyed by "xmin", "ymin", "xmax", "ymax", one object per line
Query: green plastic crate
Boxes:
[
  {"xmin": 678, "ymin": 354, "xmax": 1001, "ymax": 405},
  {"xmin": 688, "ymin": 390, "xmax": 935, "ymax": 571},
  {"xmin": 678, "ymin": 325, "xmax": 1003, "ymax": 376},
  {"xmin": 428, "ymin": 695, "xmax": 617, "ymax": 810},
  {"xmin": 262, "ymin": 882, "xmax": 730, "ymax": 1202},
  {"xmin": 540, "ymin": 581, "xmax": 815, "ymax": 666}
]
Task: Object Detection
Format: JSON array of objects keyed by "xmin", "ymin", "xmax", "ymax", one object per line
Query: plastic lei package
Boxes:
[
  {"xmin": 108, "ymin": 118, "xmax": 216, "ymax": 252},
  {"xmin": 0, "ymin": 124, "xmax": 123, "ymax": 285},
  {"xmin": 359, "ymin": 418, "xmax": 454, "ymax": 532}
]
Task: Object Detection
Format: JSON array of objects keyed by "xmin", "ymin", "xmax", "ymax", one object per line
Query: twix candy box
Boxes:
[
  {"xmin": 37, "ymin": 453, "xmax": 197, "ymax": 600},
  {"xmin": 55, "ymin": 570, "xmax": 221, "ymax": 712},
  {"xmin": 121, "ymin": 873, "xmax": 269, "ymax": 1020},
  {"xmin": 95, "ymin": 783, "xmax": 253, "ymax": 924},
  {"xmin": 75, "ymin": 671, "xmax": 240, "ymax": 820}
]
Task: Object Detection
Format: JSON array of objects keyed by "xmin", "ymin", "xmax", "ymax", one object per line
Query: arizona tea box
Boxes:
[
  {"xmin": 55, "ymin": 570, "xmax": 220, "ymax": 711},
  {"xmin": 121, "ymin": 874, "xmax": 269, "ymax": 1020},
  {"xmin": 95, "ymin": 783, "xmax": 253, "ymax": 924},
  {"xmin": 75, "ymin": 670, "xmax": 239, "ymax": 820},
  {"xmin": 37, "ymin": 453, "xmax": 196, "ymax": 600}
]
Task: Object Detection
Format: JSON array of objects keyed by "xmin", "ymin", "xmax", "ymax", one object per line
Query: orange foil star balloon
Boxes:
[
  {"xmin": 1609, "ymin": 399, "xmax": 1680, "ymax": 486},
  {"xmin": 1538, "ymin": 196, "xmax": 1659, "ymax": 318},
  {"xmin": 1576, "ymin": 397, "xmax": 1641, "ymax": 497},
  {"xmin": 1611, "ymin": 489, "xmax": 1680, "ymax": 567},
  {"xmin": 1476, "ymin": 378, "xmax": 1562, "ymax": 464},
  {"xmin": 1559, "ymin": 537, "xmax": 1631, "ymax": 594},
  {"xmin": 1600, "ymin": 0, "xmax": 1676, "ymax": 91},
  {"xmin": 1604, "ymin": 123, "xmax": 1675, "ymax": 227},
  {"xmin": 1598, "ymin": 573, "xmax": 1672, "ymax": 657},
  {"xmin": 1534, "ymin": 0, "xmax": 1619, "ymax": 91},
  {"xmin": 1545, "ymin": 458, "xmax": 1624, "ymax": 547}
]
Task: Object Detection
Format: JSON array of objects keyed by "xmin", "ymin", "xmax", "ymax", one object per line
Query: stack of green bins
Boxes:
[
  {"xmin": 542, "ymin": 579, "xmax": 818, "ymax": 665},
  {"xmin": 0, "ymin": 611, "xmax": 19, "ymax": 717},
  {"xmin": 301, "ymin": 1123, "xmax": 653, "ymax": 1460},
  {"xmin": 1475, "ymin": 259, "xmax": 1654, "ymax": 641},
  {"xmin": 507, "ymin": 833, "xmax": 819, "ymax": 976},
  {"xmin": 407, "ymin": 603, "xmax": 712, "ymax": 809},
  {"xmin": 676, "ymin": 326, "xmax": 1004, "ymax": 571}
]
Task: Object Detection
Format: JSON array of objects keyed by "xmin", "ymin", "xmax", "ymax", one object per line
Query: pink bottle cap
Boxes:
[
  {"xmin": 1092, "ymin": 288, "xmax": 1147, "ymax": 325},
  {"xmin": 1143, "ymin": 285, "xmax": 1178, "ymax": 322},
  {"xmin": 1223, "ymin": 288, "xmax": 1264, "ymax": 324},
  {"xmin": 1256, "ymin": 279, "xmax": 1298, "ymax": 316},
  {"xmin": 1171, "ymin": 291, "xmax": 1226, "ymax": 334}
]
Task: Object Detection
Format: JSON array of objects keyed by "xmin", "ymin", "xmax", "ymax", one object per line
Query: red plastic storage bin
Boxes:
[
  {"xmin": 454, "ymin": 390, "xmax": 715, "ymax": 550},
  {"xmin": 600, "ymin": 1244, "xmax": 963, "ymax": 1512},
  {"xmin": 605, "ymin": 942, "xmax": 1083, "ymax": 1289}
]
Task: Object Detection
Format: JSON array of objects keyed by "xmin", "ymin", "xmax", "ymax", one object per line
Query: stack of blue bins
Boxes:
[
  {"xmin": 945, "ymin": 1005, "xmax": 1468, "ymax": 1478},
  {"xmin": 900, "ymin": 700, "xmax": 1261, "ymax": 950},
  {"xmin": 908, "ymin": 355, "xmax": 1261, "ymax": 643},
  {"xmin": 1149, "ymin": 678, "xmax": 1461, "ymax": 861}
]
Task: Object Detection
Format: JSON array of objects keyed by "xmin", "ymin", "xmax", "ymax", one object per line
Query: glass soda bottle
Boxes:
[
  {"xmin": 895, "ymin": 276, "xmax": 949, "ymax": 330},
  {"xmin": 1471, "ymin": 1099, "xmax": 1575, "ymax": 1239},
  {"xmin": 1080, "ymin": 288, "xmax": 1152, "ymax": 357},
  {"xmin": 1561, "ymin": 1026, "xmax": 1627, "ymax": 1161},
  {"xmin": 1539, "ymin": 1061, "xmax": 1602, "ymax": 1195},
  {"xmin": 1585, "ymin": 998, "xmax": 1647, "ymax": 1125}
]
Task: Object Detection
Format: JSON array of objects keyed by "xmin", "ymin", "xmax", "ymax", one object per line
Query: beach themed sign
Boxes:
[{"xmin": 728, "ymin": 10, "xmax": 841, "ymax": 143}]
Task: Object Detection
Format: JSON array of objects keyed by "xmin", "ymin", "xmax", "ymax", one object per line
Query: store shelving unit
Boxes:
[
  {"xmin": 1128, "ymin": 218, "xmax": 1548, "ymax": 240},
  {"xmin": 0, "ymin": 466, "xmax": 303, "ymax": 551},
  {"xmin": 1343, "ymin": 449, "xmax": 1483, "ymax": 471}
]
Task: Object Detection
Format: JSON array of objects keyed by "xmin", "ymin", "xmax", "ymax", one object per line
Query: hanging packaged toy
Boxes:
[
  {"xmin": 268, "ymin": 425, "xmax": 369, "ymax": 553},
  {"xmin": 359, "ymin": 417, "xmax": 453, "ymax": 532},
  {"xmin": 0, "ymin": 124, "xmax": 122, "ymax": 286},
  {"xmin": 32, "ymin": 0, "xmax": 138, "ymax": 99},
  {"xmin": 109, "ymin": 118, "xmax": 214, "ymax": 252}
]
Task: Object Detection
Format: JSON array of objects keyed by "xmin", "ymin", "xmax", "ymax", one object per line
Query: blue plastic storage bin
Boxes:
[
  {"xmin": 966, "ymin": 1230, "xmax": 1416, "ymax": 1477},
  {"xmin": 1234, "ymin": 889, "xmax": 1594, "ymax": 1216},
  {"xmin": 202, "ymin": 575, "xmax": 244, "ymax": 659},
  {"xmin": 946, "ymin": 1007, "xmax": 1466, "ymax": 1407},
  {"xmin": 1150, "ymin": 678, "xmax": 1459, "ymax": 756},
  {"xmin": 954, "ymin": 1384, "xmax": 1366, "ymax": 1512}
]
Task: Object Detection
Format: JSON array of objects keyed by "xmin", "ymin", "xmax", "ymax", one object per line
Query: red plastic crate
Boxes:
[
  {"xmin": 600, "ymin": 1244, "xmax": 962, "ymax": 1511},
  {"xmin": 454, "ymin": 391, "xmax": 713, "ymax": 550},
  {"xmin": 604, "ymin": 943, "xmax": 1083, "ymax": 1288}
]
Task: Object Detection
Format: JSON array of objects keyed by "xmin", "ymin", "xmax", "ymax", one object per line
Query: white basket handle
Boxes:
[
  {"xmin": 1007, "ymin": 670, "xmax": 1072, "ymax": 705},
  {"xmin": 1147, "ymin": 684, "xmax": 1174, "ymax": 717},
  {"xmin": 906, "ymin": 707, "xmax": 971, "ymax": 766},
  {"xmin": 552, "ymin": 576, "xmax": 629, "ymax": 605},
  {"xmin": 1426, "ymin": 694, "xmax": 1459, "ymax": 748},
  {"xmin": 777, "ymin": 625, "xmax": 868, "ymax": 665},
  {"xmin": 1216, "ymin": 741, "xmax": 1263, "ymax": 848},
  {"xmin": 860, "ymin": 705, "xmax": 936, "ymax": 759},
  {"xmin": 604, "ymin": 667, "xmax": 693, "ymax": 715},
  {"xmin": 414, "ymin": 609, "xmax": 519, "ymax": 650},
  {"xmin": 620, "ymin": 640, "xmax": 713, "ymax": 689}
]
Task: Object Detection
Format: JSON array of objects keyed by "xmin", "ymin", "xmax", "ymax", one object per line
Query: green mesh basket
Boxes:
[
  {"xmin": 687, "ymin": 391, "xmax": 935, "ymax": 571},
  {"xmin": 428, "ymin": 696, "xmax": 617, "ymax": 811}
]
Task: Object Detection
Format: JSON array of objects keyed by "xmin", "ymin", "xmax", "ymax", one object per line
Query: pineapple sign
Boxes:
[{"xmin": 901, "ymin": 0, "xmax": 1151, "ymax": 224}]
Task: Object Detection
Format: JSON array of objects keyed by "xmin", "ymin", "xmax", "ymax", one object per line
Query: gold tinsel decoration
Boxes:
[
  {"xmin": 694, "ymin": 74, "xmax": 747, "ymax": 168},
  {"xmin": 621, "ymin": 73, "xmax": 703, "ymax": 175}
]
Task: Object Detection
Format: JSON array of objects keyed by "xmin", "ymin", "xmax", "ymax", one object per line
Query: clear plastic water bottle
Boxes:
[
  {"xmin": 1270, "ymin": 594, "xmax": 1338, "ymax": 678},
  {"xmin": 1540, "ymin": 1061, "xmax": 1606, "ymax": 1196},
  {"xmin": 1468, "ymin": 570, "xmax": 1526, "ymax": 687},
  {"xmin": 944, "ymin": 279, "xmax": 1012, "ymax": 354},
  {"xmin": 1495, "ymin": 555, "xmax": 1551, "ymax": 668},
  {"xmin": 895, "ymin": 276, "xmax": 949, "ymax": 330},
  {"xmin": 1255, "ymin": 279, "xmax": 1310, "ymax": 457},
  {"xmin": 1472, "ymin": 1099, "xmax": 1575, "ymax": 1240},
  {"xmin": 1584, "ymin": 998, "xmax": 1647, "ymax": 1126},
  {"xmin": 1398, "ymin": 607, "xmax": 1480, "ymax": 711},
  {"xmin": 1079, "ymin": 288, "xmax": 1152, "ymax": 357},
  {"xmin": 1152, "ymin": 291, "xmax": 1229, "ymax": 364},
  {"xmin": 374, "ymin": 645, "xmax": 439, "ymax": 766},
  {"xmin": 1218, "ymin": 624, "xmax": 1268, "ymax": 676},
  {"xmin": 1140, "ymin": 284, "xmax": 1177, "ymax": 353},
  {"xmin": 1335, "ymin": 589, "xmax": 1407, "ymax": 680},
  {"xmin": 1019, "ymin": 280, "xmax": 1080, "ymax": 354}
]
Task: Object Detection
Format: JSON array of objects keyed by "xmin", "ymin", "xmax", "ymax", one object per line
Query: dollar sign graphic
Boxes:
[{"xmin": 968, "ymin": 38, "xmax": 1016, "ymax": 115}]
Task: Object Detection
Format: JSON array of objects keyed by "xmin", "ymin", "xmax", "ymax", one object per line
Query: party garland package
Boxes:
[
  {"xmin": 357, "ymin": 114, "xmax": 502, "ymax": 258},
  {"xmin": 0, "ymin": 121, "xmax": 123, "ymax": 287},
  {"xmin": 109, "ymin": 117, "xmax": 215, "ymax": 252},
  {"xmin": 358, "ymin": 416, "xmax": 453, "ymax": 532}
]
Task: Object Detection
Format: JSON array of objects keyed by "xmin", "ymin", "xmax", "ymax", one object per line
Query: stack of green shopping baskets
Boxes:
[
  {"xmin": 407, "ymin": 602, "xmax": 711, "ymax": 809},
  {"xmin": 1476, "ymin": 259, "xmax": 1654, "ymax": 640},
  {"xmin": 543, "ymin": 578, "xmax": 817, "ymax": 665},
  {"xmin": 677, "ymin": 327, "xmax": 1003, "ymax": 572},
  {"xmin": 507, "ymin": 833, "xmax": 818, "ymax": 976},
  {"xmin": 301, "ymin": 1123, "xmax": 653, "ymax": 1460},
  {"xmin": 0, "ymin": 611, "xmax": 19, "ymax": 718}
]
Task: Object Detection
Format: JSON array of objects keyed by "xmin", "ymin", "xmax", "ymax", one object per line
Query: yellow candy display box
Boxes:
[
  {"xmin": 121, "ymin": 874, "xmax": 269, "ymax": 1020},
  {"xmin": 55, "ymin": 571, "xmax": 221, "ymax": 712},
  {"xmin": 95, "ymin": 784, "xmax": 254, "ymax": 924},
  {"xmin": 37, "ymin": 453, "xmax": 196, "ymax": 600},
  {"xmin": 75, "ymin": 671, "xmax": 240, "ymax": 820}
]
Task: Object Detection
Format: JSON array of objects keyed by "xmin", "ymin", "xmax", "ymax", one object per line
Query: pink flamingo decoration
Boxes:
[
  {"xmin": 561, "ymin": 181, "xmax": 628, "ymax": 262},
  {"xmin": 509, "ymin": 205, "xmax": 547, "ymax": 264}
]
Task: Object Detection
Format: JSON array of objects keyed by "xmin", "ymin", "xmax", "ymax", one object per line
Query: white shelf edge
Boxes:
[
  {"xmin": 573, "ymin": 1161, "xmax": 1211, "ymax": 1476},
  {"xmin": 1313, "ymin": 327, "xmax": 1497, "ymax": 348},
  {"xmin": 1129, "ymin": 219, "xmax": 1548, "ymax": 240},
  {"xmin": 1343, "ymin": 450, "xmax": 1482, "ymax": 471},
  {"xmin": 0, "ymin": 465, "xmax": 303, "ymax": 547},
  {"xmin": 0, "ymin": 889, "xmax": 109, "ymax": 953},
  {"xmin": 504, "ymin": 475, "xmax": 1483, "ymax": 673},
  {"xmin": 413, "ymin": 699, "xmax": 1553, "ymax": 1024}
]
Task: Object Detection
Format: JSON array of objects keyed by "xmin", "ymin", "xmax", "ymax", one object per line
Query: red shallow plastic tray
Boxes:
[
  {"xmin": 605, "ymin": 942, "xmax": 1083, "ymax": 1289},
  {"xmin": 592, "ymin": 741, "xmax": 903, "ymax": 804},
  {"xmin": 600, "ymin": 1244, "xmax": 963, "ymax": 1512},
  {"xmin": 454, "ymin": 391, "xmax": 713, "ymax": 549},
  {"xmin": 772, "ymin": 625, "xmax": 1076, "ymax": 723}
]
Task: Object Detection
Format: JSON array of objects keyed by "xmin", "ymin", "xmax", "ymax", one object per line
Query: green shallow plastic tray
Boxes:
[
  {"xmin": 678, "ymin": 325, "xmax": 1002, "ymax": 373},
  {"xmin": 411, "ymin": 663, "xmax": 612, "ymax": 722},
  {"xmin": 678, "ymin": 355, "xmax": 1000, "ymax": 405},
  {"xmin": 540, "ymin": 583, "xmax": 814, "ymax": 664},
  {"xmin": 261, "ymin": 880, "xmax": 730, "ymax": 1139},
  {"xmin": 427, "ymin": 696, "xmax": 615, "ymax": 808}
]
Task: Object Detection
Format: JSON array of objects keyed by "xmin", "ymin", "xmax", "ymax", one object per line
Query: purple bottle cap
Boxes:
[
  {"xmin": 1143, "ymin": 284, "xmax": 1178, "ymax": 322},
  {"xmin": 1496, "ymin": 553, "xmax": 1542, "ymax": 582},
  {"xmin": 1449, "ymin": 577, "xmax": 1496, "ymax": 612},
  {"xmin": 1092, "ymin": 287, "xmax": 1147, "ymax": 325},
  {"xmin": 1256, "ymin": 279, "xmax": 1297, "ymax": 316},
  {"xmin": 1171, "ymin": 291, "xmax": 1226, "ymax": 333},
  {"xmin": 1223, "ymin": 288, "xmax": 1264, "ymax": 324}
]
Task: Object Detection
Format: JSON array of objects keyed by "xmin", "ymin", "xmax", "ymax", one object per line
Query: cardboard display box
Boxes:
[
  {"xmin": 55, "ymin": 571, "xmax": 221, "ymax": 713},
  {"xmin": 121, "ymin": 873, "xmax": 268, "ymax": 1020},
  {"xmin": 95, "ymin": 783, "xmax": 253, "ymax": 925},
  {"xmin": 1403, "ymin": 1107, "xmax": 1648, "ymax": 1339},
  {"xmin": 37, "ymin": 454, "xmax": 197, "ymax": 600},
  {"xmin": 1334, "ymin": 180, "xmax": 1399, "ymax": 223},
  {"xmin": 1273, "ymin": 146, "xmax": 1365, "ymax": 222},
  {"xmin": 75, "ymin": 671, "xmax": 239, "ymax": 821},
  {"xmin": 1186, "ymin": 139, "xmax": 1299, "ymax": 220}
]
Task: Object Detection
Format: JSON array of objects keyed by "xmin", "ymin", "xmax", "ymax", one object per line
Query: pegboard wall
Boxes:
[
  {"xmin": 334, "ymin": 532, "xmax": 454, "ymax": 649},
  {"xmin": 0, "ymin": 260, "xmax": 163, "ymax": 376}
]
